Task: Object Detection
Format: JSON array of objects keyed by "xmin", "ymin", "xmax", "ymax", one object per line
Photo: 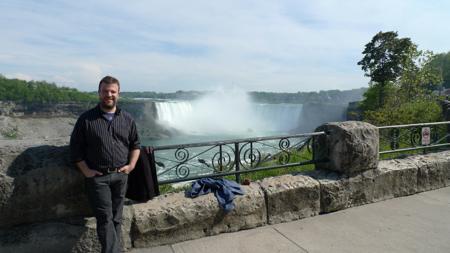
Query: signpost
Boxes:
[{"xmin": 422, "ymin": 127, "xmax": 431, "ymax": 145}]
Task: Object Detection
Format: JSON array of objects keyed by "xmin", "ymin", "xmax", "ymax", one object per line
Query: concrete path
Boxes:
[{"xmin": 131, "ymin": 187, "xmax": 450, "ymax": 253}]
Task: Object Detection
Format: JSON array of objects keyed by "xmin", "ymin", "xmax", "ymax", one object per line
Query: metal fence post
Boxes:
[
  {"xmin": 148, "ymin": 146, "xmax": 159, "ymax": 189},
  {"xmin": 234, "ymin": 142, "xmax": 240, "ymax": 183}
]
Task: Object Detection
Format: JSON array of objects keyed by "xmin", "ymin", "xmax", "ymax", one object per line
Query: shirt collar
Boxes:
[{"xmin": 96, "ymin": 103, "xmax": 122, "ymax": 116}]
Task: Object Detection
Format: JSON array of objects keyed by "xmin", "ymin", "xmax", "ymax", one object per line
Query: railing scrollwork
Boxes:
[
  {"xmin": 379, "ymin": 121, "xmax": 450, "ymax": 155},
  {"xmin": 152, "ymin": 132, "xmax": 326, "ymax": 185}
]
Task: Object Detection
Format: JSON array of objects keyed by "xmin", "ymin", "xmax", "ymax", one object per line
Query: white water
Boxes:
[{"xmin": 153, "ymin": 89, "xmax": 302, "ymax": 136}]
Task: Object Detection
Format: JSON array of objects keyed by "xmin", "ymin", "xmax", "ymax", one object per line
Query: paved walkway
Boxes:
[{"xmin": 131, "ymin": 187, "xmax": 450, "ymax": 253}]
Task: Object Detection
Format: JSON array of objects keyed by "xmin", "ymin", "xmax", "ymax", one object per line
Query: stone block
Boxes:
[
  {"xmin": 307, "ymin": 170, "xmax": 347, "ymax": 213},
  {"xmin": 409, "ymin": 152, "xmax": 448, "ymax": 192},
  {"xmin": 314, "ymin": 121, "xmax": 379, "ymax": 174},
  {"xmin": 259, "ymin": 174, "xmax": 320, "ymax": 224},
  {"xmin": 0, "ymin": 145, "xmax": 91, "ymax": 228},
  {"xmin": 374, "ymin": 159, "xmax": 418, "ymax": 200},
  {"xmin": 311, "ymin": 159, "xmax": 419, "ymax": 214},
  {"xmin": 0, "ymin": 205, "xmax": 134, "ymax": 253},
  {"xmin": 438, "ymin": 150, "xmax": 450, "ymax": 186},
  {"xmin": 309, "ymin": 169, "xmax": 375, "ymax": 213},
  {"xmin": 0, "ymin": 218, "xmax": 99, "ymax": 253},
  {"xmin": 131, "ymin": 183, "xmax": 266, "ymax": 248}
]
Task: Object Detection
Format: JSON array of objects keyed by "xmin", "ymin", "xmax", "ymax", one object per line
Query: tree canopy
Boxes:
[
  {"xmin": 0, "ymin": 75, "xmax": 97, "ymax": 103},
  {"xmin": 358, "ymin": 31, "xmax": 417, "ymax": 85},
  {"xmin": 357, "ymin": 31, "xmax": 418, "ymax": 107},
  {"xmin": 429, "ymin": 51, "xmax": 450, "ymax": 88},
  {"xmin": 357, "ymin": 31, "xmax": 444, "ymax": 126}
]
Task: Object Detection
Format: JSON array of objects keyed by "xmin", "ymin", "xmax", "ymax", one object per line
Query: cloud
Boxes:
[
  {"xmin": 5, "ymin": 73, "xmax": 33, "ymax": 81},
  {"xmin": 0, "ymin": 0, "xmax": 449, "ymax": 92},
  {"xmin": 77, "ymin": 62, "xmax": 104, "ymax": 87}
]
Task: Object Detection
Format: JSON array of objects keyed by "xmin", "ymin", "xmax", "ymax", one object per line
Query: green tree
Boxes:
[
  {"xmin": 0, "ymin": 75, "xmax": 97, "ymax": 103},
  {"xmin": 358, "ymin": 31, "xmax": 417, "ymax": 107},
  {"xmin": 358, "ymin": 32, "xmax": 444, "ymax": 126},
  {"xmin": 429, "ymin": 51, "xmax": 450, "ymax": 88}
]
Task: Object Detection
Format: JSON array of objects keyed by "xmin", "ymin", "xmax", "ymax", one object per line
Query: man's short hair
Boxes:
[{"xmin": 98, "ymin": 76, "xmax": 120, "ymax": 92}]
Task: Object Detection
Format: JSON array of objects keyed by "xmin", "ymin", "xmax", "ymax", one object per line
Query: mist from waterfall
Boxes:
[{"xmin": 154, "ymin": 89, "xmax": 302, "ymax": 137}]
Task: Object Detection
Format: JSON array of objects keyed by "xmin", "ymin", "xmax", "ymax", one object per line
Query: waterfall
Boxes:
[
  {"xmin": 253, "ymin": 103, "xmax": 303, "ymax": 132},
  {"xmin": 153, "ymin": 99, "xmax": 303, "ymax": 135},
  {"xmin": 154, "ymin": 101, "xmax": 193, "ymax": 127}
]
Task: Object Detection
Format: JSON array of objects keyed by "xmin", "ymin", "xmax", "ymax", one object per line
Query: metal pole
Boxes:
[
  {"xmin": 148, "ymin": 146, "xmax": 159, "ymax": 189},
  {"xmin": 219, "ymin": 144, "xmax": 223, "ymax": 172},
  {"xmin": 235, "ymin": 142, "xmax": 240, "ymax": 183},
  {"xmin": 250, "ymin": 142, "xmax": 253, "ymax": 168}
]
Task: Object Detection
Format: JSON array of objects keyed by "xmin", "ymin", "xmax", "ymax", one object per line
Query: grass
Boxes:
[
  {"xmin": 1, "ymin": 126, "xmax": 18, "ymax": 139},
  {"xmin": 378, "ymin": 127, "xmax": 450, "ymax": 159},
  {"xmin": 158, "ymin": 184, "xmax": 191, "ymax": 194}
]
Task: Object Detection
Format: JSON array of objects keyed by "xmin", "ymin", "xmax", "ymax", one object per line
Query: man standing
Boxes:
[{"xmin": 70, "ymin": 76, "xmax": 140, "ymax": 253}]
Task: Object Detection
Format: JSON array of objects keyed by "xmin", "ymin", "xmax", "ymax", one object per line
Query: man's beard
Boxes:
[{"xmin": 101, "ymin": 99, "xmax": 116, "ymax": 110}]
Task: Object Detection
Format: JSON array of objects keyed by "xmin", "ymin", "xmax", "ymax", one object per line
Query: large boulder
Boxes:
[
  {"xmin": 0, "ymin": 218, "xmax": 99, "ymax": 253},
  {"xmin": 0, "ymin": 144, "xmax": 91, "ymax": 228},
  {"xmin": 259, "ymin": 174, "xmax": 320, "ymax": 224},
  {"xmin": 0, "ymin": 205, "xmax": 134, "ymax": 253},
  {"xmin": 314, "ymin": 121, "xmax": 379, "ymax": 174}
]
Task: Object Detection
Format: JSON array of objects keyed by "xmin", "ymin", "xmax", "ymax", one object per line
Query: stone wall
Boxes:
[{"xmin": 1, "ymin": 121, "xmax": 450, "ymax": 252}]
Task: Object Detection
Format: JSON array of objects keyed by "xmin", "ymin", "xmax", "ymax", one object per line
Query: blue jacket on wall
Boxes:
[{"xmin": 185, "ymin": 178, "xmax": 245, "ymax": 213}]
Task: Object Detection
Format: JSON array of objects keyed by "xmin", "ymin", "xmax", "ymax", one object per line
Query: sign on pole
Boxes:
[{"xmin": 422, "ymin": 127, "xmax": 431, "ymax": 145}]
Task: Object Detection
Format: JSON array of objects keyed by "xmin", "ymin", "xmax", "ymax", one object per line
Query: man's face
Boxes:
[{"xmin": 98, "ymin": 83, "xmax": 120, "ymax": 110}]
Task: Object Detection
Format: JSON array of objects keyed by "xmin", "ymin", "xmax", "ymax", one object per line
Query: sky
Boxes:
[{"xmin": 0, "ymin": 1, "xmax": 449, "ymax": 92}]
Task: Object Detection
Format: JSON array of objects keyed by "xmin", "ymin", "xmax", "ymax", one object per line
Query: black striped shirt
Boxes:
[{"xmin": 70, "ymin": 104, "xmax": 140, "ymax": 170}]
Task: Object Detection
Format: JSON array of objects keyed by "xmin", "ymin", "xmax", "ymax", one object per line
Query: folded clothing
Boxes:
[{"xmin": 185, "ymin": 178, "xmax": 245, "ymax": 213}]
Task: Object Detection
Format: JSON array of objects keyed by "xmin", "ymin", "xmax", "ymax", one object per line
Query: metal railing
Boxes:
[
  {"xmin": 151, "ymin": 131, "xmax": 327, "ymax": 185},
  {"xmin": 378, "ymin": 121, "xmax": 450, "ymax": 155}
]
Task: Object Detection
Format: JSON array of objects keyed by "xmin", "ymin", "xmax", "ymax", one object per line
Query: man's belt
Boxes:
[{"xmin": 98, "ymin": 167, "xmax": 120, "ymax": 174}]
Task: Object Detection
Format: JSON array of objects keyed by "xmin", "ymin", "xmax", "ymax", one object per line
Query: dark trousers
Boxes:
[{"xmin": 85, "ymin": 173, "xmax": 128, "ymax": 253}]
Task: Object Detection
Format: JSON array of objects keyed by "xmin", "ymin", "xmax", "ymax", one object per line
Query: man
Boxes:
[{"xmin": 70, "ymin": 76, "xmax": 140, "ymax": 253}]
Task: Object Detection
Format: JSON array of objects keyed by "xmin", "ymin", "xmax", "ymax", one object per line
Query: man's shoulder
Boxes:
[
  {"xmin": 78, "ymin": 106, "xmax": 100, "ymax": 120},
  {"xmin": 119, "ymin": 109, "xmax": 135, "ymax": 122}
]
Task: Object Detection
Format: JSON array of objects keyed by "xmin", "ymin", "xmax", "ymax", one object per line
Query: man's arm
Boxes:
[
  {"xmin": 75, "ymin": 160, "xmax": 103, "ymax": 177},
  {"xmin": 118, "ymin": 148, "xmax": 140, "ymax": 174},
  {"xmin": 119, "ymin": 119, "xmax": 141, "ymax": 174},
  {"xmin": 70, "ymin": 116, "xmax": 103, "ymax": 178}
]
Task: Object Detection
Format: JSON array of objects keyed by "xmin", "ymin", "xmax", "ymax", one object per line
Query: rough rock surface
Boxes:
[
  {"xmin": 309, "ymin": 160, "xmax": 418, "ymax": 214},
  {"xmin": 308, "ymin": 169, "xmax": 375, "ymax": 213},
  {"xmin": 375, "ymin": 159, "xmax": 418, "ymax": 200},
  {"xmin": 0, "ymin": 115, "xmax": 76, "ymax": 141},
  {"xmin": 259, "ymin": 174, "xmax": 320, "ymax": 224},
  {"xmin": 0, "ymin": 218, "xmax": 99, "ymax": 253},
  {"xmin": 0, "ymin": 144, "xmax": 91, "ymax": 228},
  {"xmin": 2, "ymin": 124, "xmax": 450, "ymax": 251},
  {"xmin": 131, "ymin": 183, "xmax": 266, "ymax": 248},
  {"xmin": 314, "ymin": 121, "xmax": 379, "ymax": 174},
  {"xmin": 308, "ymin": 158, "xmax": 426, "ymax": 213},
  {"xmin": 0, "ymin": 205, "xmax": 134, "ymax": 253},
  {"xmin": 408, "ymin": 152, "xmax": 449, "ymax": 192},
  {"xmin": 0, "ymin": 101, "xmax": 175, "ymax": 140}
]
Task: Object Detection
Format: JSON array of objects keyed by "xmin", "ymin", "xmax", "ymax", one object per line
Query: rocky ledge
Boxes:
[{"xmin": 1, "ymin": 142, "xmax": 450, "ymax": 252}]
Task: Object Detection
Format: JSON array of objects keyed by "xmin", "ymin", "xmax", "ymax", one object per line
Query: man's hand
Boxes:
[
  {"xmin": 118, "ymin": 164, "xmax": 134, "ymax": 174},
  {"xmin": 119, "ymin": 149, "xmax": 140, "ymax": 174},
  {"xmin": 75, "ymin": 160, "xmax": 103, "ymax": 178},
  {"xmin": 83, "ymin": 169, "xmax": 103, "ymax": 178}
]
